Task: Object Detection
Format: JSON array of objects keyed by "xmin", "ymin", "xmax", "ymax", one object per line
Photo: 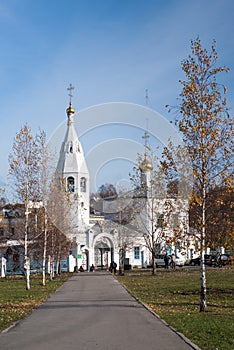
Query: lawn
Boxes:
[
  {"xmin": 117, "ymin": 267, "xmax": 234, "ymax": 350},
  {"xmin": 1, "ymin": 268, "xmax": 233, "ymax": 349},
  {"xmin": 0, "ymin": 273, "xmax": 71, "ymax": 332}
]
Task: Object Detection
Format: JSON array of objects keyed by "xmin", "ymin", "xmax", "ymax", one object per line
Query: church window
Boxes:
[
  {"xmin": 67, "ymin": 142, "xmax": 73, "ymax": 153},
  {"xmin": 68, "ymin": 141, "xmax": 73, "ymax": 153},
  {"xmin": 134, "ymin": 247, "xmax": 140, "ymax": 259},
  {"xmin": 67, "ymin": 177, "xmax": 75, "ymax": 192},
  {"xmin": 80, "ymin": 177, "xmax": 86, "ymax": 192}
]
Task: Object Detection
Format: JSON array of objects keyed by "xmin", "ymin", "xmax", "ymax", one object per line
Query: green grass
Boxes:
[
  {"xmin": 117, "ymin": 268, "xmax": 234, "ymax": 350},
  {"xmin": 0, "ymin": 273, "xmax": 71, "ymax": 332},
  {"xmin": 1, "ymin": 269, "xmax": 233, "ymax": 349}
]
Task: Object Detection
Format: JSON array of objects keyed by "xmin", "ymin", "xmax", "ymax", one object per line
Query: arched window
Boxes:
[
  {"xmin": 67, "ymin": 177, "xmax": 75, "ymax": 192},
  {"xmin": 80, "ymin": 177, "xmax": 86, "ymax": 192}
]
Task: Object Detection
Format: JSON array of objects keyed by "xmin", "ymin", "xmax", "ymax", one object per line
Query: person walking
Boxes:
[
  {"xmin": 171, "ymin": 254, "xmax": 176, "ymax": 270},
  {"xmin": 164, "ymin": 253, "xmax": 169, "ymax": 269},
  {"xmin": 111, "ymin": 261, "xmax": 117, "ymax": 274}
]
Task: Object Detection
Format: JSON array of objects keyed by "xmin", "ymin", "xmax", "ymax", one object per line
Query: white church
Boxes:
[{"xmin": 55, "ymin": 88, "xmax": 195, "ymax": 272}]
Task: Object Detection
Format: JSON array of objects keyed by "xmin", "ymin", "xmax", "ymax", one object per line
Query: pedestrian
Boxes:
[
  {"xmin": 111, "ymin": 261, "xmax": 117, "ymax": 274},
  {"xmin": 164, "ymin": 253, "xmax": 169, "ymax": 269},
  {"xmin": 216, "ymin": 253, "xmax": 222, "ymax": 267},
  {"xmin": 90, "ymin": 264, "xmax": 95, "ymax": 272},
  {"xmin": 171, "ymin": 254, "xmax": 176, "ymax": 270}
]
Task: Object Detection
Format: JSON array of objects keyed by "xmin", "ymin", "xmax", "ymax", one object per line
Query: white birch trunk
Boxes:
[
  {"xmin": 200, "ymin": 184, "xmax": 207, "ymax": 311},
  {"xmin": 56, "ymin": 259, "xmax": 59, "ymax": 275},
  {"xmin": 24, "ymin": 201, "xmax": 30, "ymax": 290},
  {"xmin": 42, "ymin": 211, "xmax": 47, "ymax": 286},
  {"xmin": 151, "ymin": 197, "xmax": 156, "ymax": 275},
  {"xmin": 50, "ymin": 231, "xmax": 55, "ymax": 280},
  {"xmin": 50, "ymin": 258, "xmax": 54, "ymax": 281}
]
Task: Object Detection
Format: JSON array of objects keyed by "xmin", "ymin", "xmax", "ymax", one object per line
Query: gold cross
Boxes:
[
  {"xmin": 142, "ymin": 131, "xmax": 149, "ymax": 142},
  {"xmin": 67, "ymin": 84, "xmax": 75, "ymax": 103}
]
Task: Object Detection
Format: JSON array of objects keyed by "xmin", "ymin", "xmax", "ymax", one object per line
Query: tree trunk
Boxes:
[
  {"xmin": 42, "ymin": 211, "xmax": 47, "ymax": 286},
  {"xmin": 24, "ymin": 256, "xmax": 30, "ymax": 290},
  {"xmin": 200, "ymin": 184, "xmax": 207, "ymax": 312},
  {"xmin": 50, "ymin": 258, "xmax": 54, "ymax": 281},
  {"xmin": 24, "ymin": 202, "xmax": 30, "ymax": 290},
  {"xmin": 55, "ymin": 257, "xmax": 60, "ymax": 275},
  {"xmin": 50, "ymin": 231, "xmax": 55, "ymax": 280},
  {"xmin": 118, "ymin": 248, "xmax": 125, "ymax": 275},
  {"xmin": 151, "ymin": 213, "xmax": 156, "ymax": 275},
  {"xmin": 56, "ymin": 242, "xmax": 61, "ymax": 275},
  {"xmin": 152, "ymin": 254, "xmax": 156, "ymax": 275},
  {"xmin": 200, "ymin": 253, "xmax": 206, "ymax": 311}
]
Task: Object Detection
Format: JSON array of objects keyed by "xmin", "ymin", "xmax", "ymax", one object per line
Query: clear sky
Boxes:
[{"xmin": 0, "ymin": 0, "xmax": 234, "ymax": 195}]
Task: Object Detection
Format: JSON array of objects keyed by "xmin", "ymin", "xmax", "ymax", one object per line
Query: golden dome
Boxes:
[
  {"xmin": 66, "ymin": 101, "xmax": 75, "ymax": 116},
  {"xmin": 139, "ymin": 156, "xmax": 153, "ymax": 172}
]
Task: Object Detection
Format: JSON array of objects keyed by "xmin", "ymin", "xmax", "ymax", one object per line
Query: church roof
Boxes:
[{"xmin": 56, "ymin": 89, "xmax": 89, "ymax": 176}]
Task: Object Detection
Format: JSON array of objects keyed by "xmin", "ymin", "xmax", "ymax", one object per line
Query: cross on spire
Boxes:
[
  {"xmin": 67, "ymin": 83, "xmax": 75, "ymax": 103},
  {"xmin": 142, "ymin": 130, "xmax": 150, "ymax": 157},
  {"xmin": 145, "ymin": 88, "xmax": 149, "ymax": 105},
  {"xmin": 142, "ymin": 131, "xmax": 149, "ymax": 145}
]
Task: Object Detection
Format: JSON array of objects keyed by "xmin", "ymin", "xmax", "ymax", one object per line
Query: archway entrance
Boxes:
[{"xmin": 94, "ymin": 236, "xmax": 114, "ymax": 269}]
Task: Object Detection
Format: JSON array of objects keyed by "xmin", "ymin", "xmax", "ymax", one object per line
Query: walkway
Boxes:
[{"xmin": 0, "ymin": 271, "xmax": 200, "ymax": 350}]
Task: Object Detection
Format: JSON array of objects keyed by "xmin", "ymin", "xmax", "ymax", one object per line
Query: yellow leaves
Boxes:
[
  {"xmin": 192, "ymin": 194, "xmax": 202, "ymax": 206},
  {"xmin": 204, "ymin": 59, "xmax": 210, "ymax": 67}
]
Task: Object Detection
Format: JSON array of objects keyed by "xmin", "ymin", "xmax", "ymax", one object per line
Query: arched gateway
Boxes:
[{"xmin": 93, "ymin": 234, "xmax": 115, "ymax": 269}]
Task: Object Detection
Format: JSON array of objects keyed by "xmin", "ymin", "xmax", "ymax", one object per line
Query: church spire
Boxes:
[{"xmin": 66, "ymin": 83, "xmax": 75, "ymax": 117}]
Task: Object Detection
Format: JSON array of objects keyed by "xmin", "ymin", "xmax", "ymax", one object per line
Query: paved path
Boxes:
[{"xmin": 0, "ymin": 271, "xmax": 199, "ymax": 350}]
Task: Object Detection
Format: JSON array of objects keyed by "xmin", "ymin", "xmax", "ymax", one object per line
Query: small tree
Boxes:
[
  {"xmin": 9, "ymin": 124, "xmax": 40, "ymax": 290},
  {"xmin": 36, "ymin": 130, "xmax": 52, "ymax": 286},
  {"xmin": 169, "ymin": 38, "xmax": 233, "ymax": 311}
]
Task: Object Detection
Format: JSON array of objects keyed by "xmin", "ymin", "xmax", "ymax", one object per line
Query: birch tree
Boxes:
[
  {"xmin": 9, "ymin": 124, "xmax": 40, "ymax": 290},
  {"xmin": 36, "ymin": 131, "xmax": 70, "ymax": 283},
  {"xmin": 36, "ymin": 130, "xmax": 49, "ymax": 286},
  {"xmin": 168, "ymin": 38, "xmax": 233, "ymax": 311}
]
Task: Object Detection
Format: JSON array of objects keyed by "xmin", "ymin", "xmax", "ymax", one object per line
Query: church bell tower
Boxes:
[{"xmin": 56, "ymin": 85, "xmax": 90, "ymax": 235}]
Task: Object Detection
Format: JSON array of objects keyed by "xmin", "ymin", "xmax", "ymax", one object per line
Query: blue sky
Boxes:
[{"xmin": 0, "ymin": 0, "xmax": 234, "ymax": 195}]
